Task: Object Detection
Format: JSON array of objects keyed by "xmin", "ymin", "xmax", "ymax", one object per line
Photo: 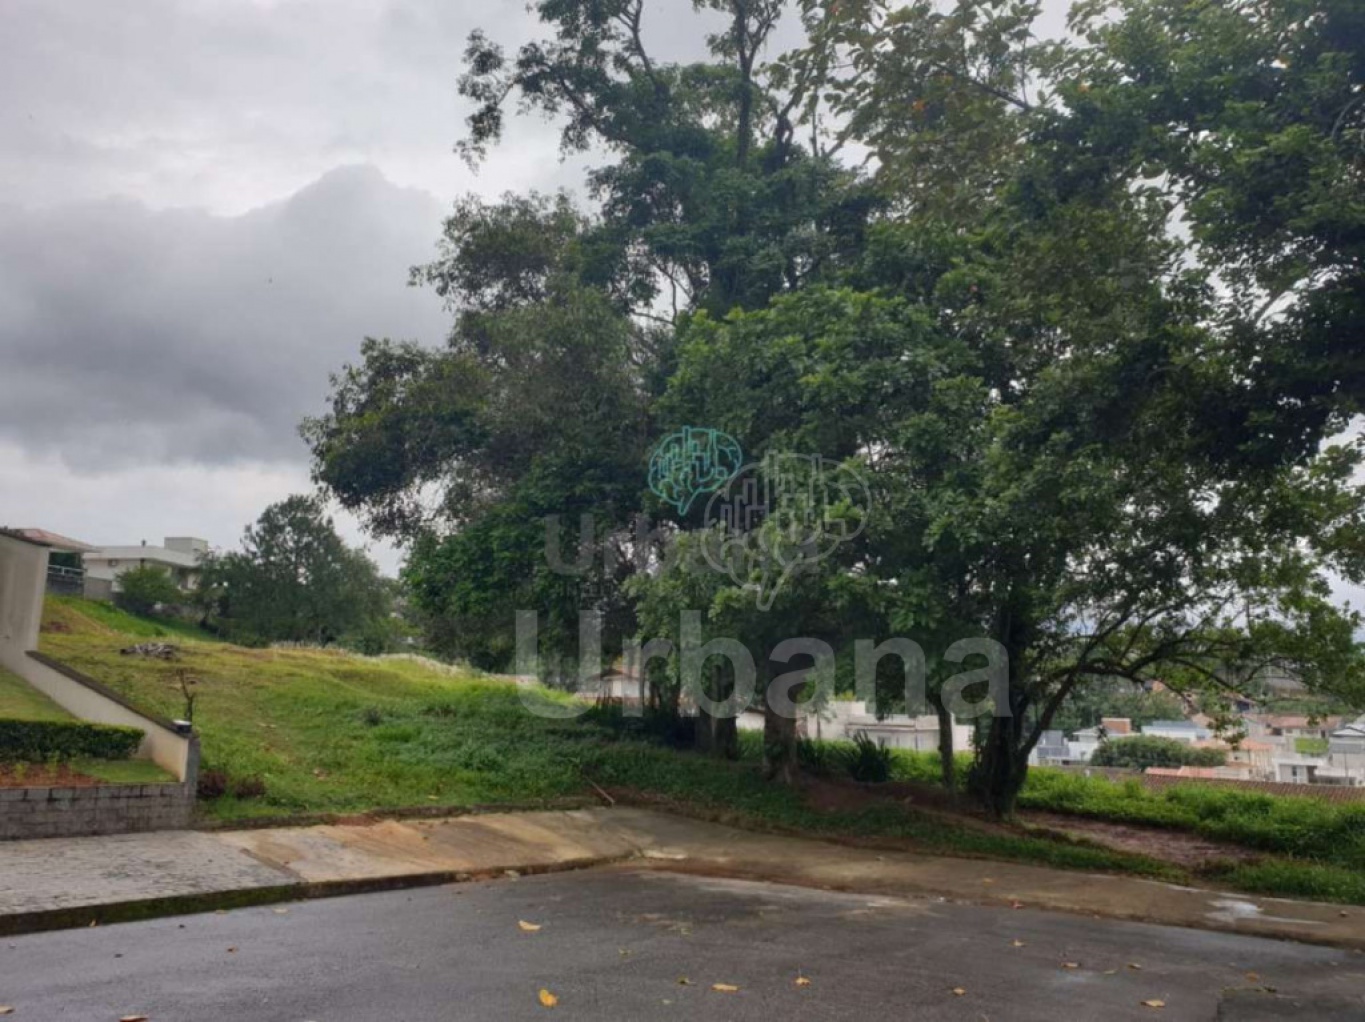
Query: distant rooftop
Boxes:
[{"xmin": 9, "ymin": 527, "xmax": 96, "ymax": 553}]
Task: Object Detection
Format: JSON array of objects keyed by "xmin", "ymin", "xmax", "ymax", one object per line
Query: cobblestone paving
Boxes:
[{"xmin": 0, "ymin": 831, "xmax": 295, "ymax": 914}]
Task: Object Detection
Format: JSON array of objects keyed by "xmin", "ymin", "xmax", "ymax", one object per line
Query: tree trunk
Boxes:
[
  {"xmin": 695, "ymin": 662, "xmax": 739, "ymax": 758},
  {"xmin": 972, "ymin": 715, "xmax": 1029, "ymax": 817},
  {"xmin": 761, "ymin": 673, "xmax": 798, "ymax": 784},
  {"xmin": 933, "ymin": 695, "xmax": 956, "ymax": 800}
]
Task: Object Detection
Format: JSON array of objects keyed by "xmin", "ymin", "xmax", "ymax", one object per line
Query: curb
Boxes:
[
  {"xmin": 0, "ymin": 852, "xmax": 636, "ymax": 938},
  {"xmin": 190, "ymin": 797, "xmax": 597, "ymax": 833}
]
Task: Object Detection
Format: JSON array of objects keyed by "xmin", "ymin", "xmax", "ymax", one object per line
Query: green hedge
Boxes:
[{"xmin": 0, "ymin": 719, "xmax": 143, "ymax": 762}]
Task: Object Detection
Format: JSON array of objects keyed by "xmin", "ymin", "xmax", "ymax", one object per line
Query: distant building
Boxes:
[
  {"xmin": 84, "ymin": 537, "xmax": 208, "ymax": 593},
  {"xmin": 1141, "ymin": 719, "xmax": 1213, "ymax": 743},
  {"xmin": 10, "ymin": 528, "xmax": 98, "ymax": 597},
  {"xmin": 816, "ymin": 701, "xmax": 973, "ymax": 753}
]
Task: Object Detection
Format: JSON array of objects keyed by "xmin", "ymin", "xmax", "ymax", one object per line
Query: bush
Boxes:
[
  {"xmin": 1091, "ymin": 735, "xmax": 1226, "ymax": 770},
  {"xmin": 114, "ymin": 565, "xmax": 183, "ymax": 617},
  {"xmin": 0, "ymin": 719, "xmax": 142, "ymax": 762},
  {"xmin": 197, "ymin": 768, "xmax": 229, "ymax": 800},
  {"xmin": 230, "ymin": 775, "xmax": 267, "ymax": 800},
  {"xmin": 840, "ymin": 731, "xmax": 894, "ymax": 783},
  {"xmin": 797, "ymin": 737, "xmax": 837, "ymax": 776}
]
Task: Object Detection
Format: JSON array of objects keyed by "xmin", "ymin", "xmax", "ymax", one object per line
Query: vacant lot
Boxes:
[{"xmin": 36, "ymin": 598, "xmax": 1365, "ymax": 905}]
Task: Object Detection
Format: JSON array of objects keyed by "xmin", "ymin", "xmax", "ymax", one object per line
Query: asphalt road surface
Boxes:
[{"xmin": 1, "ymin": 867, "xmax": 1362, "ymax": 1021}]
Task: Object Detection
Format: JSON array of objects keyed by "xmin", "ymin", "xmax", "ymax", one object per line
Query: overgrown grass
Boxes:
[
  {"xmin": 46, "ymin": 596, "xmax": 220, "ymax": 642},
  {"xmin": 34, "ymin": 597, "xmax": 1365, "ymax": 904},
  {"xmin": 1017, "ymin": 767, "xmax": 1365, "ymax": 874}
]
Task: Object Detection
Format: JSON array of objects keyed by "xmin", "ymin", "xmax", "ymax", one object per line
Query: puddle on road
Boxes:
[{"xmin": 1207, "ymin": 898, "xmax": 1326, "ymax": 928}]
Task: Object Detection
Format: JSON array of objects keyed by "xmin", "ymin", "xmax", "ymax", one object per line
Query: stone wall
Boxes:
[{"xmin": 0, "ymin": 781, "xmax": 195, "ymax": 840}]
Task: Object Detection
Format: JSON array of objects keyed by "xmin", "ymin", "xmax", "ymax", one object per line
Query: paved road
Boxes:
[{"xmin": 1, "ymin": 867, "xmax": 1361, "ymax": 1021}]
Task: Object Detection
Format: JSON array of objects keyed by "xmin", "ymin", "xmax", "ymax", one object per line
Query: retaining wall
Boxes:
[
  {"xmin": 0, "ymin": 781, "xmax": 195, "ymax": 840},
  {"xmin": 1, "ymin": 530, "xmax": 201, "ymax": 838}
]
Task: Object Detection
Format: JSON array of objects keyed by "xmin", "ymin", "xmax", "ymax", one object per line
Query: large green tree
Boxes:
[
  {"xmin": 308, "ymin": 0, "xmax": 1365, "ymax": 814},
  {"xmin": 198, "ymin": 496, "xmax": 392, "ymax": 648}
]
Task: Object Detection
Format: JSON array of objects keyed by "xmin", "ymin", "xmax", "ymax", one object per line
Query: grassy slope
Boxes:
[
  {"xmin": 0, "ymin": 666, "xmax": 73, "ymax": 722},
  {"xmin": 35, "ymin": 597, "xmax": 1365, "ymax": 903}
]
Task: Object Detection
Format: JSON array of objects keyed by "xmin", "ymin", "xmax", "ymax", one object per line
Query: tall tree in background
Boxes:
[
  {"xmin": 305, "ymin": 0, "xmax": 874, "ymax": 675},
  {"xmin": 198, "ymin": 496, "xmax": 392, "ymax": 648}
]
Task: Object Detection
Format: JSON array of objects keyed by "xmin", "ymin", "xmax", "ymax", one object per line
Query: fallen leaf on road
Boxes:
[
  {"xmin": 226, "ymin": 947, "xmax": 237, "ymax": 954},
  {"xmin": 711, "ymin": 984, "xmax": 739, "ymax": 993},
  {"xmin": 538, "ymin": 989, "xmax": 558, "ymax": 1008},
  {"xmin": 951, "ymin": 987, "xmax": 966, "ymax": 996},
  {"xmin": 1128, "ymin": 963, "xmax": 1142, "ymax": 970},
  {"xmin": 1010, "ymin": 940, "xmax": 1026, "ymax": 948},
  {"xmin": 1011, "ymin": 901, "xmax": 1024, "ymax": 909},
  {"xmin": 1061, "ymin": 963, "xmax": 1080, "ymax": 970},
  {"xmin": 0, "ymin": 1008, "xmax": 13, "ymax": 1016},
  {"xmin": 1141, "ymin": 1000, "xmax": 1165, "ymax": 1009},
  {"xmin": 981, "ymin": 878, "xmax": 995, "ymax": 885},
  {"xmin": 273, "ymin": 908, "xmax": 289, "ymax": 915},
  {"xmin": 518, "ymin": 921, "xmax": 542, "ymax": 933},
  {"xmin": 676, "ymin": 978, "xmax": 691, "ymax": 986},
  {"xmin": 1245, "ymin": 973, "xmax": 1259, "ymax": 982},
  {"xmin": 120, "ymin": 1016, "xmax": 149, "ymax": 1022},
  {"xmin": 795, "ymin": 976, "xmax": 811, "ymax": 988}
]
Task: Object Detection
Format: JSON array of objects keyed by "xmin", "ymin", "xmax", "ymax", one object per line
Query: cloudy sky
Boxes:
[
  {"xmin": 0, "ymin": 0, "xmax": 613, "ymax": 572},
  {"xmin": 5, "ymin": 0, "xmax": 898, "ymax": 573}
]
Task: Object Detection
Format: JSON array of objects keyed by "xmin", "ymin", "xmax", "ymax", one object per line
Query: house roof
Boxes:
[
  {"xmin": 0, "ymin": 527, "xmax": 48, "ymax": 548},
  {"xmin": 85, "ymin": 545, "xmax": 201, "ymax": 568},
  {"xmin": 10, "ymin": 527, "xmax": 97, "ymax": 553}
]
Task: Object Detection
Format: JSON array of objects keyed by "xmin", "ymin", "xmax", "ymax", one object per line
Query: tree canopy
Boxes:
[
  {"xmin": 307, "ymin": 0, "xmax": 1365, "ymax": 815},
  {"xmin": 197, "ymin": 496, "xmax": 394, "ymax": 649}
]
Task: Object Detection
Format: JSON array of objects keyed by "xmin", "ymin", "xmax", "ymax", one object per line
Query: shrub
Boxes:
[
  {"xmin": 359, "ymin": 706, "xmax": 385, "ymax": 727},
  {"xmin": 840, "ymin": 731, "xmax": 893, "ymax": 783},
  {"xmin": 230, "ymin": 775, "xmax": 267, "ymax": 800},
  {"xmin": 114, "ymin": 565, "xmax": 183, "ymax": 617},
  {"xmin": 1091, "ymin": 735, "xmax": 1226, "ymax": 770},
  {"xmin": 197, "ymin": 768, "xmax": 229, "ymax": 800},
  {"xmin": 0, "ymin": 719, "xmax": 142, "ymax": 762},
  {"xmin": 797, "ymin": 737, "xmax": 836, "ymax": 776}
]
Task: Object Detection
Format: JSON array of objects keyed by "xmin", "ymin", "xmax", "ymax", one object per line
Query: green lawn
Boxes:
[
  {"xmin": 0, "ymin": 666, "xmax": 73, "ymax": 722},
  {"xmin": 1295, "ymin": 736, "xmax": 1330, "ymax": 756},
  {"xmin": 33, "ymin": 596, "xmax": 1365, "ymax": 905},
  {"xmin": 45, "ymin": 595, "xmax": 221, "ymax": 642}
]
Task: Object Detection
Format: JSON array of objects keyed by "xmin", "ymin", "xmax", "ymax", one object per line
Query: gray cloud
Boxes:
[{"xmin": 0, "ymin": 165, "xmax": 449, "ymax": 468}]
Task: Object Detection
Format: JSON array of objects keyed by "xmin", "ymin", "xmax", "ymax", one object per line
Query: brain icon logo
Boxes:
[
  {"xmin": 702, "ymin": 452, "xmax": 870, "ymax": 610},
  {"xmin": 648, "ymin": 427, "xmax": 744, "ymax": 515}
]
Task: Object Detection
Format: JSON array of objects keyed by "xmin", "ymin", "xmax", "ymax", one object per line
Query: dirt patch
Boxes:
[
  {"xmin": 1020, "ymin": 810, "xmax": 1260, "ymax": 868},
  {"xmin": 803, "ymin": 776, "xmax": 968, "ymax": 815},
  {"xmin": 0, "ymin": 763, "xmax": 102, "ymax": 788}
]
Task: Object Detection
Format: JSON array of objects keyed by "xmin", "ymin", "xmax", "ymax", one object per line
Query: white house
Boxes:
[
  {"xmin": 84, "ymin": 537, "xmax": 208, "ymax": 592},
  {"xmin": 810, "ymin": 700, "xmax": 973, "ymax": 752},
  {"xmin": 1141, "ymin": 719, "xmax": 1213, "ymax": 743}
]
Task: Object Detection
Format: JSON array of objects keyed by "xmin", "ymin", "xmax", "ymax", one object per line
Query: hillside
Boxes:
[{"xmin": 34, "ymin": 598, "xmax": 1365, "ymax": 906}]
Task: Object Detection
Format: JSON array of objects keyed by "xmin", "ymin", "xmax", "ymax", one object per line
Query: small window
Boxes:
[{"xmin": 108, "ymin": 559, "xmax": 120, "ymax": 567}]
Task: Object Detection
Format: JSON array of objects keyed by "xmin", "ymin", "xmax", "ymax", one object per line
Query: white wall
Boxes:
[
  {"xmin": 0, "ymin": 533, "xmax": 195, "ymax": 781},
  {"xmin": 0, "ymin": 532, "xmax": 48, "ymax": 664}
]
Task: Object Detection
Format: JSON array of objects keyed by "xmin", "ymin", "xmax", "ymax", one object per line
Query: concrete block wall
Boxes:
[{"xmin": 0, "ymin": 782, "xmax": 195, "ymax": 840}]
